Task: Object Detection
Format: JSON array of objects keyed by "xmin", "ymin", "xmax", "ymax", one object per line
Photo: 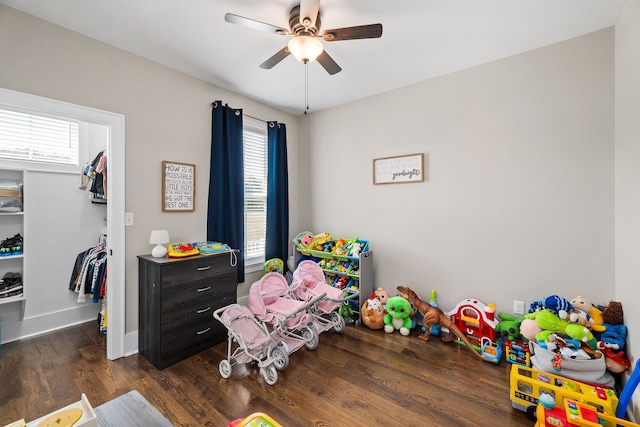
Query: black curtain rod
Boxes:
[
  {"xmin": 243, "ymin": 113, "xmax": 268, "ymax": 124},
  {"xmin": 211, "ymin": 102, "xmax": 270, "ymax": 124}
]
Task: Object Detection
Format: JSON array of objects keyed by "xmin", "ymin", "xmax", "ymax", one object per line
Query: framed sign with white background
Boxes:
[
  {"xmin": 373, "ymin": 153, "xmax": 424, "ymax": 184},
  {"xmin": 162, "ymin": 161, "xmax": 195, "ymax": 211}
]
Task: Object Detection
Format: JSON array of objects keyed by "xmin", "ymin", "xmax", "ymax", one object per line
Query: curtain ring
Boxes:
[
  {"xmin": 212, "ymin": 101, "xmax": 218, "ymax": 108},
  {"xmin": 269, "ymin": 122, "xmax": 276, "ymax": 128},
  {"xmin": 235, "ymin": 110, "xmax": 240, "ymax": 116}
]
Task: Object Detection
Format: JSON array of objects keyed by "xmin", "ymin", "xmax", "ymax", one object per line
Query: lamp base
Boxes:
[{"xmin": 151, "ymin": 244, "xmax": 168, "ymax": 258}]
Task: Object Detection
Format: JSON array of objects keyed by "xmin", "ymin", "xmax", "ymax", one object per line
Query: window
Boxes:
[
  {"xmin": 243, "ymin": 117, "xmax": 268, "ymax": 267},
  {"xmin": 0, "ymin": 107, "xmax": 79, "ymax": 166}
]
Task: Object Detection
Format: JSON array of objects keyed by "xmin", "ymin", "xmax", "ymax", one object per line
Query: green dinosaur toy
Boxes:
[{"xmin": 383, "ymin": 296, "xmax": 413, "ymax": 336}]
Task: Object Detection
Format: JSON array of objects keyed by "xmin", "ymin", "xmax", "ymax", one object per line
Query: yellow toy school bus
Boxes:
[{"xmin": 510, "ymin": 365, "xmax": 618, "ymax": 423}]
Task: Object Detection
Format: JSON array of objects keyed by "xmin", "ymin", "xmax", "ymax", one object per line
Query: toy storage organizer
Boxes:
[{"xmin": 293, "ymin": 234, "xmax": 373, "ymax": 324}]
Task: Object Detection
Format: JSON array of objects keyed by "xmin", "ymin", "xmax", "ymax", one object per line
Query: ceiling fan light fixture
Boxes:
[{"xmin": 288, "ymin": 35, "xmax": 323, "ymax": 63}]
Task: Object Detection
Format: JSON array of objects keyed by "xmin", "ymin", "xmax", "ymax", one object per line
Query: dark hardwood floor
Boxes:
[{"xmin": 0, "ymin": 321, "xmax": 533, "ymax": 426}]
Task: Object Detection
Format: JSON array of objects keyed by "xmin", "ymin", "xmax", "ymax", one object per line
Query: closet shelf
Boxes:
[{"xmin": 0, "ymin": 294, "xmax": 25, "ymax": 305}]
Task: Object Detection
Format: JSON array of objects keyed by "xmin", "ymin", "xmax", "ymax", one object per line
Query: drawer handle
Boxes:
[
  {"xmin": 197, "ymin": 286, "xmax": 211, "ymax": 292},
  {"xmin": 196, "ymin": 306, "xmax": 211, "ymax": 314},
  {"xmin": 196, "ymin": 327, "xmax": 211, "ymax": 335},
  {"xmin": 197, "ymin": 266, "xmax": 211, "ymax": 271}
]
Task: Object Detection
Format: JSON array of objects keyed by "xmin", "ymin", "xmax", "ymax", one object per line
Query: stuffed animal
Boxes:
[
  {"xmin": 338, "ymin": 291, "xmax": 355, "ymax": 322},
  {"xmin": 570, "ymin": 296, "xmax": 606, "ymax": 332},
  {"xmin": 602, "ymin": 300, "xmax": 624, "ymax": 325},
  {"xmin": 524, "ymin": 310, "xmax": 596, "ymax": 348},
  {"xmin": 528, "ymin": 295, "xmax": 574, "ymax": 319},
  {"xmin": 598, "ymin": 324, "xmax": 628, "ymax": 351},
  {"xmin": 520, "ymin": 318, "xmax": 543, "ymax": 341},
  {"xmin": 495, "ymin": 313, "xmax": 525, "ymax": 341},
  {"xmin": 383, "ymin": 296, "xmax": 413, "ymax": 336},
  {"xmin": 603, "ymin": 349, "xmax": 631, "ymax": 374},
  {"xmin": 374, "ymin": 287, "xmax": 390, "ymax": 306},
  {"xmin": 361, "ymin": 292, "xmax": 386, "ymax": 330},
  {"xmin": 350, "ymin": 242, "xmax": 362, "ymax": 258}
]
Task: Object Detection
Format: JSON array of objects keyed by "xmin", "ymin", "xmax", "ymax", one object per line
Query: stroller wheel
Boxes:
[
  {"xmin": 219, "ymin": 359, "xmax": 232, "ymax": 379},
  {"xmin": 261, "ymin": 365, "xmax": 278, "ymax": 385},
  {"xmin": 302, "ymin": 325, "xmax": 319, "ymax": 350},
  {"xmin": 331, "ymin": 312, "xmax": 346, "ymax": 333},
  {"xmin": 271, "ymin": 345, "xmax": 290, "ymax": 371}
]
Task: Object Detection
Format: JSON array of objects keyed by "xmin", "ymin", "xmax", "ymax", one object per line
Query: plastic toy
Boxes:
[
  {"xmin": 196, "ymin": 241, "xmax": 230, "ymax": 254},
  {"xmin": 617, "ymin": 359, "xmax": 640, "ymax": 421},
  {"xmin": 535, "ymin": 397, "xmax": 640, "ymax": 427},
  {"xmin": 293, "ymin": 231, "xmax": 314, "ymax": 249},
  {"xmin": 167, "ymin": 242, "xmax": 199, "ymax": 258},
  {"xmin": 383, "ymin": 296, "xmax": 413, "ymax": 336},
  {"xmin": 397, "ymin": 286, "xmax": 486, "ymax": 360},
  {"xmin": 228, "ymin": 412, "xmax": 283, "ymax": 427},
  {"xmin": 338, "ymin": 291, "xmax": 356, "ymax": 323},
  {"xmin": 529, "ymin": 295, "xmax": 574, "ymax": 320},
  {"xmin": 444, "ymin": 296, "xmax": 500, "ymax": 346},
  {"xmin": 510, "ymin": 364, "xmax": 618, "ymax": 421},
  {"xmin": 481, "ymin": 337, "xmax": 502, "ymax": 364},
  {"xmin": 263, "ymin": 258, "xmax": 285, "ymax": 275},
  {"xmin": 504, "ymin": 339, "xmax": 531, "ymax": 366}
]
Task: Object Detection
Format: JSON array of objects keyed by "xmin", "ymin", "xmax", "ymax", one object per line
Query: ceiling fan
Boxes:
[{"xmin": 225, "ymin": 0, "xmax": 383, "ymax": 75}]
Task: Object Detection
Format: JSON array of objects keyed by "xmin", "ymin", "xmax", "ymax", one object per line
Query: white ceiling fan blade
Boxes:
[{"xmin": 299, "ymin": 0, "xmax": 320, "ymax": 29}]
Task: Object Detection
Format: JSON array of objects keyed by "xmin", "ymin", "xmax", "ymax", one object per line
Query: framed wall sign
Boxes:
[
  {"xmin": 373, "ymin": 153, "xmax": 424, "ymax": 184},
  {"xmin": 162, "ymin": 161, "xmax": 195, "ymax": 211}
]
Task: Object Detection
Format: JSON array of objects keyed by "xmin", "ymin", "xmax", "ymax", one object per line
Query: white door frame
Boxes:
[{"xmin": 0, "ymin": 87, "xmax": 126, "ymax": 359}]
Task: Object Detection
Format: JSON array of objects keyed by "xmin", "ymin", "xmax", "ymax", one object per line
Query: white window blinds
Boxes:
[
  {"xmin": 0, "ymin": 108, "xmax": 79, "ymax": 165},
  {"xmin": 243, "ymin": 120, "xmax": 268, "ymax": 264}
]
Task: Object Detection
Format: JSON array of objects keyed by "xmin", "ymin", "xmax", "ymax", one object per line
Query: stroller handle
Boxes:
[
  {"xmin": 323, "ymin": 290, "xmax": 360, "ymax": 303},
  {"xmin": 281, "ymin": 292, "xmax": 327, "ymax": 322}
]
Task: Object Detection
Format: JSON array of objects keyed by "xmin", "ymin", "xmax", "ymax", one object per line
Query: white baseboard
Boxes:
[
  {"xmin": 0, "ymin": 304, "xmax": 100, "ymax": 344},
  {"xmin": 124, "ymin": 330, "xmax": 138, "ymax": 356}
]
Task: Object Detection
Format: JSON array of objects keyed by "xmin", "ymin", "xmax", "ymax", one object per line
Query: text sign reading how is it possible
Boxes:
[
  {"xmin": 163, "ymin": 161, "xmax": 195, "ymax": 211},
  {"xmin": 373, "ymin": 153, "xmax": 424, "ymax": 184}
]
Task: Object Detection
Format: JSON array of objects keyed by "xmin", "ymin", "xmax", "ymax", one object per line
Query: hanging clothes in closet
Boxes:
[
  {"xmin": 69, "ymin": 240, "xmax": 107, "ymax": 305},
  {"xmin": 79, "ymin": 149, "xmax": 108, "ymax": 203}
]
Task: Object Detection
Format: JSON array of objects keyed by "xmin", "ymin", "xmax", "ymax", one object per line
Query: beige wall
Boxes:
[
  {"xmin": 0, "ymin": 4, "xmax": 300, "ymax": 333},
  {"xmin": 303, "ymin": 28, "xmax": 615, "ymax": 316},
  {"xmin": 615, "ymin": 0, "xmax": 640, "ymax": 420}
]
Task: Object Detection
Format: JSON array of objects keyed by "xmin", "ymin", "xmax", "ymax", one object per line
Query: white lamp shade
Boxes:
[
  {"xmin": 149, "ymin": 230, "xmax": 170, "ymax": 244},
  {"xmin": 149, "ymin": 230, "xmax": 170, "ymax": 258},
  {"xmin": 288, "ymin": 35, "xmax": 323, "ymax": 63}
]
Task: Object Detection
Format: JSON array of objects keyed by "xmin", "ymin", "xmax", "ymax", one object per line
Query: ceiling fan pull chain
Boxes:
[{"xmin": 304, "ymin": 61, "xmax": 309, "ymax": 115}]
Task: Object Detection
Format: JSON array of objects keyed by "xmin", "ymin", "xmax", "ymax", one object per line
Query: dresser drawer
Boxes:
[
  {"xmin": 162, "ymin": 287, "xmax": 235, "ymax": 333},
  {"xmin": 162, "ymin": 273, "xmax": 235, "ymax": 307},
  {"xmin": 161, "ymin": 255, "xmax": 232, "ymax": 283},
  {"xmin": 161, "ymin": 315, "xmax": 224, "ymax": 358}
]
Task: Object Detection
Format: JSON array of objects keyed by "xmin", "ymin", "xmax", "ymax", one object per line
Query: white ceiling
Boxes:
[{"xmin": 0, "ymin": 0, "xmax": 627, "ymax": 116}]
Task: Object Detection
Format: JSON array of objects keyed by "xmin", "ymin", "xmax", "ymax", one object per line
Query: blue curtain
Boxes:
[
  {"xmin": 265, "ymin": 121, "xmax": 289, "ymax": 263},
  {"xmin": 207, "ymin": 101, "xmax": 244, "ymax": 283}
]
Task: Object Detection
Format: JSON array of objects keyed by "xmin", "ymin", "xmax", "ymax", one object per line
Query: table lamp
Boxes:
[{"xmin": 149, "ymin": 230, "xmax": 170, "ymax": 258}]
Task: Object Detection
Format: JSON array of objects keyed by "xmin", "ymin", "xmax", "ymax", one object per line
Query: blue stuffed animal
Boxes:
[
  {"xmin": 598, "ymin": 324, "xmax": 628, "ymax": 351},
  {"xmin": 529, "ymin": 295, "xmax": 574, "ymax": 320}
]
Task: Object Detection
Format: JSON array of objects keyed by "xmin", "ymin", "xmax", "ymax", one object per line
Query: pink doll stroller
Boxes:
[
  {"xmin": 290, "ymin": 260, "xmax": 359, "ymax": 334},
  {"xmin": 213, "ymin": 304, "xmax": 290, "ymax": 385},
  {"xmin": 248, "ymin": 272, "xmax": 325, "ymax": 358}
]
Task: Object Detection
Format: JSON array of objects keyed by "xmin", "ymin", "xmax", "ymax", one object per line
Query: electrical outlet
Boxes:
[{"xmin": 513, "ymin": 300, "xmax": 524, "ymax": 315}]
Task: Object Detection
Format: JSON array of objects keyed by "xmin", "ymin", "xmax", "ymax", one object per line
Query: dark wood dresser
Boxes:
[{"xmin": 138, "ymin": 252, "xmax": 237, "ymax": 369}]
